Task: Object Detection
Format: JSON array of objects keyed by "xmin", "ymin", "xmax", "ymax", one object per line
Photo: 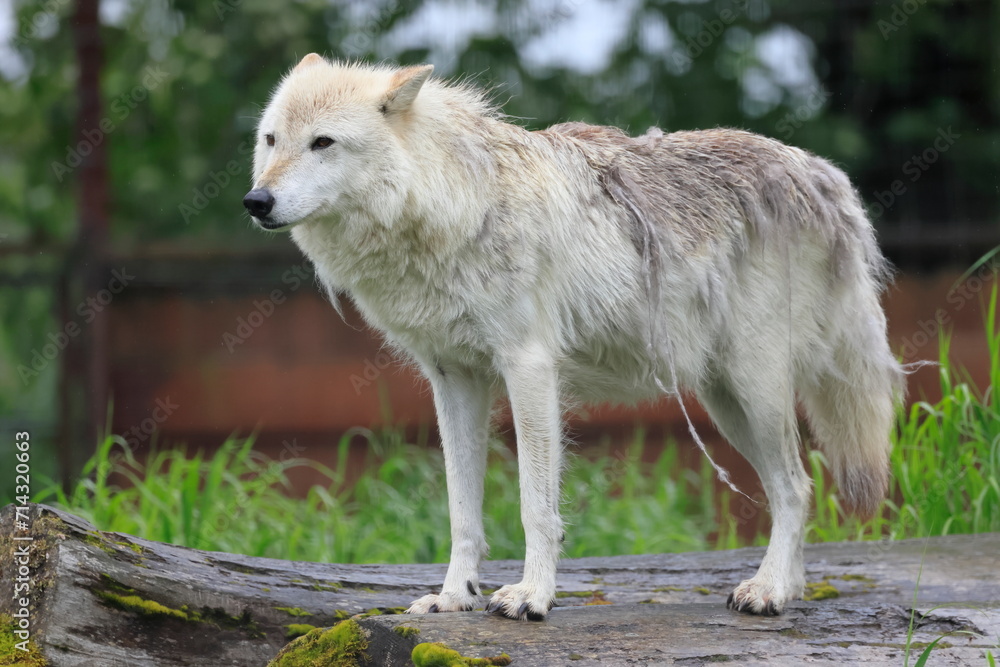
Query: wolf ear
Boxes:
[
  {"xmin": 294, "ymin": 53, "xmax": 326, "ymax": 72},
  {"xmin": 381, "ymin": 65, "xmax": 434, "ymax": 115}
]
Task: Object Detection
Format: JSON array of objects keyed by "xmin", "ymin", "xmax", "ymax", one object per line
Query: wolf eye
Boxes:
[
  {"xmin": 265, "ymin": 133, "xmax": 275, "ymax": 147},
  {"xmin": 312, "ymin": 136, "xmax": 334, "ymax": 150}
]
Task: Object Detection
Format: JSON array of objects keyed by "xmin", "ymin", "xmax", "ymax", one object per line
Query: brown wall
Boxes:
[{"xmin": 107, "ymin": 269, "xmax": 998, "ymax": 470}]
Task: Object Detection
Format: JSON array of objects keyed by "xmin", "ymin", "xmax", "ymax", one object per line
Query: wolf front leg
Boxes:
[
  {"xmin": 486, "ymin": 345, "xmax": 563, "ymax": 621},
  {"xmin": 406, "ymin": 366, "xmax": 491, "ymax": 614}
]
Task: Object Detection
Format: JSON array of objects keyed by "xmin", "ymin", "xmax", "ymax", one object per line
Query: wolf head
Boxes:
[{"xmin": 243, "ymin": 55, "xmax": 434, "ymax": 232}]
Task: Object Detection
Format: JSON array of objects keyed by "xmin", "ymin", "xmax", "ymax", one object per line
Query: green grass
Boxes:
[
  {"xmin": 30, "ymin": 426, "xmax": 718, "ymax": 563},
  {"xmin": 24, "ymin": 285, "xmax": 1000, "ymax": 564}
]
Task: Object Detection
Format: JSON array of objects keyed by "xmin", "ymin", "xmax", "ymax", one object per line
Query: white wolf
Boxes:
[{"xmin": 244, "ymin": 55, "xmax": 902, "ymax": 620}]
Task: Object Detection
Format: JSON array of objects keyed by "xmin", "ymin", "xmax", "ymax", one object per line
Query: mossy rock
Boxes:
[
  {"xmin": 411, "ymin": 642, "xmax": 512, "ymax": 667},
  {"xmin": 267, "ymin": 620, "xmax": 369, "ymax": 667}
]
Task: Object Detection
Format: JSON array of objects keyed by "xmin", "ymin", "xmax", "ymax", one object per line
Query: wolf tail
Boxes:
[{"xmin": 800, "ymin": 177, "xmax": 905, "ymax": 520}]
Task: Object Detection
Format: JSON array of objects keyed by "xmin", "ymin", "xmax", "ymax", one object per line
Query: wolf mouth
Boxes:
[{"xmin": 255, "ymin": 217, "xmax": 291, "ymax": 231}]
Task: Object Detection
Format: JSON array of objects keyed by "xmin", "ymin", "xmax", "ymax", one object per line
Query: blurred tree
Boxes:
[{"xmin": 0, "ymin": 0, "xmax": 995, "ymax": 250}]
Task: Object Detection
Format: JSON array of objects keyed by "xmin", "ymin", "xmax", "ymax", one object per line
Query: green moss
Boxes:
[
  {"xmin": 83, "ymin": 531, "xmax": 145, "ymax": 558},
  {"xmin": 804, "ymin": 581, "xmax": 840, "ymax": 601},
  {"xmin": 836, "ymin": 574, "xmax": 875, "ymax": 583},
  {"xmin": 638, "ymin": 599, "xmax": 659, "ymax": 604},
  {"xmin": 412, "ymin": 643, "xmax": 465, "ymax": 667},
  {"xmin": 780, "ymin": 628, "xmax": 809, "ymax": 639},
  {"xmin": 692, "ymin": 587, "xmax": 712, "ymax": 595},
  {"xmin": 99, "ymin": 573, "xmax": 134, "ymax": 594},
  {"xmin": 275, "ymin": 607, "xmax": 313, "ymax": 617},
  {"xmin": 568, "ymin": 654, "xmax": 584, "ymax": 661},
  {"xmin": 356, "ymin": 606, "xmax": 407, "ymax": 618},
  {"xmin": 394, "ymin": 625, "xmax": 421, "ymax": 639},
  {"xmin": 191, "ymin": 607, "xmax": 263, "ymax": 638},
  {"xmin": 284, "ymin": 623, "xmax": 317, "ymax": 639},
  {"xmin": 118, "ymin": 540, "xmax": 145, "ymax": 554},
  {"xmin": 267, "ymin": 620, "xmax": 369, "ymax": 667},
  {"xmin": 312, "ymin": 583, "xmax": 342, "ymax": 592},
  {"xmin": 411, "ymin": 642, "xmax": 512, "ymax": 667},
  {"xmin": 652, "ymin": 586, "xmax": 684, "ymax": 593},
  {"xmin": 333, "ymin": 609, "xmax": 353, "ymax": 620},
  {"xmin": 0, "ymin": 613, "xmax": 47, "ymax": 666},
  {"xmin": 83, "ymin": 532, "xmax": 115, "ymax": 554},
  {"xmin": 556, "ymin": 590, "xmax": 597, "ymax": 598},
  {"xmin": 95, "ymin": 591, "xmax": 189, "ymax": 620}
]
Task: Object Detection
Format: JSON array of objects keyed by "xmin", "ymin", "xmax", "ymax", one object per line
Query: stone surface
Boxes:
[{"xmin": 2, "ymin": 503, "xmax": 998, "ymax": 666}]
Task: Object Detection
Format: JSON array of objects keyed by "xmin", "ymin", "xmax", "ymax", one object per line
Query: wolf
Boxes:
[{"xmin": 243, "ymin": 54, "xmax": 903, "ymax": 620}]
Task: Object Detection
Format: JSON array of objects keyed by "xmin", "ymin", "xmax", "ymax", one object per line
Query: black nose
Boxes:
[{"xmin": 243, "ymin": 189, "xmax": 275, "ymax": 218}]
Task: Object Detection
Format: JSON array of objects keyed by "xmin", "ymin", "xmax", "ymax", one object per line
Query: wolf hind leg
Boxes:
[{"xmin": 697, "ymin": 374, "xmax": 811, "ymax": 615}]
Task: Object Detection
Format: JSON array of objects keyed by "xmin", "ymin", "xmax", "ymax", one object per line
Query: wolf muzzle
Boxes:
[{"xmin": 243, "ymin": 188, "xmax": 282, "ymax": 228}]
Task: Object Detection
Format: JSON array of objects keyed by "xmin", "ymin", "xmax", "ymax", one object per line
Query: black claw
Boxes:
[
  {"xmin": 467, "ymin": 580, "xmax": 478, "ymax": 597},
  {"xmin": 763, "ymin": 600, "xmax": 779, "ymax": 616},
  {"xmin": 429, "ymin": 603, "xmax": 439, "ymax": 613},
  {"xmin": 527, "ymin": 609, "xmax": 546, "ymax": 621},
  {"xmin": 516, "ymin": 602, "xmax": 529, "ymax": 619},
  {"xmin": 485, "ymin": 601, "xmax": 497, "ymax": 614},
  {"xmin": 726, "ymin": 593, "xmax": 735, "ymax": 610}
]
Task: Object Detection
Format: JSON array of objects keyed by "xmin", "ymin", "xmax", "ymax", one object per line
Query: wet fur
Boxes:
[{"xmin": 247, "ymin": 57, "xmax": 903, "ymax": 620}]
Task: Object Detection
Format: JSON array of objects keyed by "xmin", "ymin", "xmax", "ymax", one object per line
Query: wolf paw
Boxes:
[
  {"xmin": 406, "ymin": 589, "xmax": 479, "ymax": 614},
  {"xmin": 485, "ymin": 583, "xmax": 553, "ymax": 621},
  {"xmin": 726, "ymin": 578, "xmax": 790, "ymax": 616}
]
